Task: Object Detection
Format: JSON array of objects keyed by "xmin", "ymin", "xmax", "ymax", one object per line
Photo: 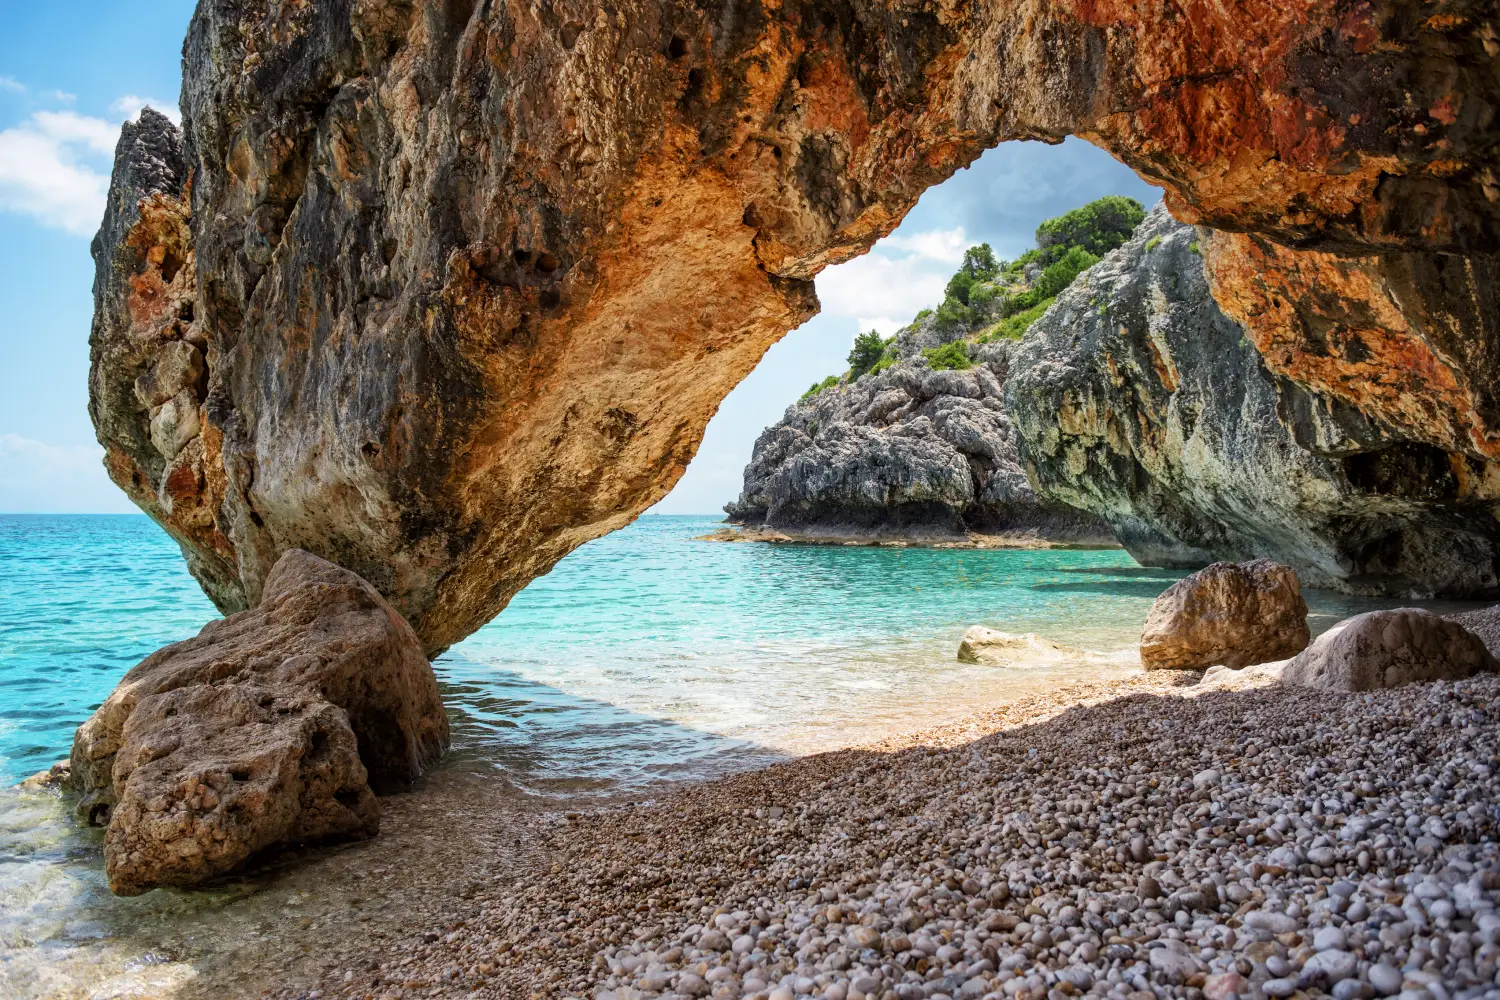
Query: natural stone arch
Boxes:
[{"xmin": 91, "ymin": 0, "xmax": 1499, "ymax": 654}]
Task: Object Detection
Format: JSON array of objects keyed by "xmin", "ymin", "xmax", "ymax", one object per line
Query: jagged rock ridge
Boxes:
[
  {"xmin": 725, "ymin": 342, "xmax": 1113, "ymax": 544},
  {"xmin": 89, "ymin": 0, "xmax": 1500, "ymax": 654}
]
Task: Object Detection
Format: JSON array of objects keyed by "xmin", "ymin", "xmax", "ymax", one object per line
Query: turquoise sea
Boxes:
[
  {"xmin": 0, "ymin": 513, "xmax": 1482, "ymax": 788},
  {"xmin": 0, "ymin": 513, "xmax": 1487, "ymax": 997}
]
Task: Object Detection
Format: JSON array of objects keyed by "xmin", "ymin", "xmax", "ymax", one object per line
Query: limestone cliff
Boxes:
[
  {"xmin": 91, "ymin": 1, "xmax": 1500, "ymax": 654},
  {"xmin": 1007, "ymin": 205, "xmax": 1500, "ymax": 598},
  {"xmin": 725, "ymin": 343, "xmax": 1112, "ymax": 544}
]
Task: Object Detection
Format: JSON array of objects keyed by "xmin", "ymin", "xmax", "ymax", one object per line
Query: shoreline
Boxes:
[
  {"xmin": 698, "ymin": 525, "xmax": 1124, "ymax": 552},
  {"xmin": 253, "ymin": 668, "xmax": 1500, "ymax": 1000}
]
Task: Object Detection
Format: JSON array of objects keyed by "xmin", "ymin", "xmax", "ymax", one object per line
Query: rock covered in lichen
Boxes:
[{"xmin": 1007, "ymin": 205, "xmax": 1500, "ymax": 598}]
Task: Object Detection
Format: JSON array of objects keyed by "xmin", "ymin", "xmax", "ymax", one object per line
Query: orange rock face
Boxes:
[
  {"xmin": 90, "ymin": 1, "xmax": 1500, "ymax": 653},
  {"xmin": 1202, "ymin": 232, "xmax": 1500, "ymax": 496}
]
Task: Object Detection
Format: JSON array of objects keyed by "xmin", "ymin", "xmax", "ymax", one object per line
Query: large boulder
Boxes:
[
  {"xmin": 1139, "ymin": 560, "xmax": 1310, "ymax": 671},
  {"xmin": 1282, "ymin": 609, "xmax": 1498, "ymax": 692},
  {"xmin": 1007, "ymin": 206, "xmax": 1500, "ymax": 598},
  {"xmin": 725, "ymin": 346, "xmax": 1112, "ymax": 544},
  {"xmin": 1447, "ymin": 605, "xmax": 1500, "ymax": 659},
  {"xmin": 90, "ymin": 2, "xmax": 1500, "ymax": 656},
  {"xmin": 70, "ymin": 550, "xmax": 449, "ymax": 896}
]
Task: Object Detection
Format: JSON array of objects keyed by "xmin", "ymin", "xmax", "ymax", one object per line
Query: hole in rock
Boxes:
[
  {"xmin": 668, "ymin": 35, "xmax": 689, "ymax": 60},
  {"xmin": 361, "ymin": 441, "xmax": 381, "ymax": 459},
  {"xmin": 178, "ymin": 300, "xmax": 194, "ymax": 322},
  {"xmin": 540, "ymin": 288, "xmax": 562, "ymax": 311},
  {"xmin": 535, "ymin": 252, "xmax": 559, "ymax": 272},
  {"xmin": 512, "ymin": 248, "xmax": 532, "ymax": 266}
]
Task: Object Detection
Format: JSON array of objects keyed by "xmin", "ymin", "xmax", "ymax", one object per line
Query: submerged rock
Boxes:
[
  {"xmin": 726, "ymin": 348, "xmax": 1112, "ymax": 544},
  {"xmin": 1139, "ymin": 560, "xmax": 1310, "ymax": 671},
  {"xmin": 1007, "ymin": 205, "xmax": 1500, "ymax": 598},
  {"xmin": 89, "ymin": 2, "xmax": 1500, "ymax": 655},
  {"xmin": 70, "ymin": 550, "xmax": 448, "ymax": 896},
  {"xmin": 957, "ymin": 627, "xmax": 1131, "ymax": 669},
  {"xmin": 1281, "ymin": 609, "xmax": 1498, "ymax": 692}
]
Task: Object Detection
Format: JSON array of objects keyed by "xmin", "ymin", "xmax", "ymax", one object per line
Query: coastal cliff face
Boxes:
[
  {"xmin": 725, "ymin": 345, "xmax": 1112, "ymax": 543},
  {"xmin": 91, "ymin": 0, "xmax": 1500, "ymax": 653},
  {"xmin": 1007, "ymin": 205, "xmax": 1500, "ymax": 597}
]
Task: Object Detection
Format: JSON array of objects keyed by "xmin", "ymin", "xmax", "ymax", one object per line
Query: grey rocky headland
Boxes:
[{"xmin": 723, "ymin": 341, "xmax": 1114, "ymax": 547}]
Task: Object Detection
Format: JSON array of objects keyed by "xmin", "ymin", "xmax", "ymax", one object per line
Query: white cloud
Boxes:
[
  {"xmin": 0, "ymin": 96, "xmax": 181, "ymax": 238},
  {"xmin": 815, "ymin": 235, "xmax": 956, "ymax": 338},
  {"xmin": 0, "ymin": 435, "xmax": 135, "ymax": 513},
  {"xmin": 0, "ymin": 76, "xmax": 24, "ymax": 93},
  {"xmin": 880, "ymin": 227, "xmax": 968, "ymax": 264},
  {"xmin": 46, "ymin": 90, "xmax": 77, "ymax": 105},
  {"xmin": 0, "ymin": 115, "xmax": 113, "ymax": 235},
  {"xmin": 112, "ymin": 95, "xmax": 181, "ymax": 125}
]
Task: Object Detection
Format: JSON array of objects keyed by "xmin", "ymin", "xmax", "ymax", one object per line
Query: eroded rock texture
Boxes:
[
  {"xmin": 1139, "ymin": 560, "xmax": 1310, "ymax": 671},
  {"xmin": 1007, "ymin": 205, "xmax": 1500, "ymax": 597},
  {"xmin": 724, "ymin": 347, "xmax": 1112, "ymax": 543},
  {"xmin": 1282, "ymin": 609, "xmax": 1498, "ymax": 691},
  {"xmin": 70, "ymin": 550, "xmax": 448, "ymax": 896},
  {"xmin": 91, "ymin": 1, "xmax": 1500, "ymax": 653}
]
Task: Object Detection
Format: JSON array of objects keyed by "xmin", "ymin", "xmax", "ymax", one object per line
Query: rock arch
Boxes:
[{"xmin": 91, "ymin": 0, "xmax": 1499, "ymax": 654}]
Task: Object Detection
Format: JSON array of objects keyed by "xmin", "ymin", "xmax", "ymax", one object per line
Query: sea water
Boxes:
[{"xmin": 0, "ymin": 514, "xmax": 1486, "ymax": 997}]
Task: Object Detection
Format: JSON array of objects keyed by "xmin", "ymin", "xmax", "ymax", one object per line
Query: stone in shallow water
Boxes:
[
  {"xmin": 1281, "ymin": 608, "xmax": 1497, "ymax": 691},
  {"xmin": 1140, "ymin": 559, "xmax": 1309, "ymax": 671},
  {"xmin": 70, "ymin": 550, "xmax": 448, "ymax": 895}
]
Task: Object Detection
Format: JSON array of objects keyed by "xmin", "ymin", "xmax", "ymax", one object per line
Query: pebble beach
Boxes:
[{"xmin": 271, "ymin": 668, "xmax": 1500, "ymax": 1000}]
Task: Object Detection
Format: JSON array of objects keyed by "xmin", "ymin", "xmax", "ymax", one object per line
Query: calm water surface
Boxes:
[{"xmin": 0, "ymin": 514, "xmax": 1486, "ymax": 997}]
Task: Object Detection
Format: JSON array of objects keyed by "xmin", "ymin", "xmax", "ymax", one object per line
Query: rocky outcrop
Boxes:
[
  {"xmin": 1138, "ymin": 560, "xmax": 1310, "ymax": 671},
  {"xmin": 725, "ymin": 344, "xmax": 1112, "ymax": 543},
  {"xmin": 90, "ymin": 1, "xmax": 1500, "ymax": 655},
  {"xmin": 1007, "ymin": 205, "xmax": 1500, "ymax": 598},
  {"xmin": 70, "ymin": 550, "xmax": 448, "ymax": 896},
  {"xmin": 1281, "ymin": 609, "xmax": 1498, "ymax": 692}
]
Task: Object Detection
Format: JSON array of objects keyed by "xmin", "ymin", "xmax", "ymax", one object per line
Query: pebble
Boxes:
[{"xmin": 276, "ymin": 674, "xmax": 1500, "ymax": 1000}]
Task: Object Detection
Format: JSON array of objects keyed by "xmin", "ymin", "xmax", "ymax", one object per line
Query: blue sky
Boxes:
[{"xmin": 0, "ymin": 2, "xmax": 1159, "ymax": 514}]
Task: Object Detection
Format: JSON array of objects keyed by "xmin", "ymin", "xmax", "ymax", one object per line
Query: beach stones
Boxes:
[
  {"xmin": 1139, "ymin": 559, "xmax": 1310, "ymax": 670},
  {"xmin": 1282, "ymin": 608, "xmax": 1497, "ymax": 691},
  {"xmin": 70, "ymin": 549, "xmax": 449, "ymax": 895}
]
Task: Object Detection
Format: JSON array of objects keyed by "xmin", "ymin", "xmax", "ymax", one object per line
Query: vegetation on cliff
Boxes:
[{"xmin": 803, "ymin": 196, "xmax": 1147, "ymax": 397}]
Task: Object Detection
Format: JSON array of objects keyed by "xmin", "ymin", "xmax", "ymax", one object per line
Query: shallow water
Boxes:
[{"xmin": 0, "ymin": 514, "xmax": 1488, "ymax": 998}]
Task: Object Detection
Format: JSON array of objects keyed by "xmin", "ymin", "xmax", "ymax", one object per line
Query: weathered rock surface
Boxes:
[
  {"xmin": 90, "ymin": 1, "xmax": 1500, "ymax": 655},
  {"xmin": 1447, "ymin": 604, "xmax": 1500, "ymax": 659},
  {"xmin": 1008, "ymin": 205, "xmax": 1500, "ymax": 598},
  {"xmin": 725, "ymin": 346, "xmax": 1111, "ymax": 543},
  {"xmin": 956, "ymin": 626, "xmax": 1132, "ymax": 668},
  {"xmin": 70, "ymin": 549, "xmax": 448, "ymax": 896},
  {"xmin": 1281, "ymin": 609, "xmax": 1498, "ymax": 692},
  {"xmin": 1138, "ymin": 559, "xmax": 1310, "ymax": 671}
]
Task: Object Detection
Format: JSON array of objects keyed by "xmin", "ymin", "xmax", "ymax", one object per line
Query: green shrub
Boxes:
[
  {"xmin": 1189, "ymin": 240, "xmax": 1200, "ymax": 255},
  {"xmin": 848, "ymin": 330, "xmax": 889, "ymax": 379},
  {"xmin": 933, "ymin": 297, "xmax": 974, "ymax": 331},
  {"xmin": 802, "ymin": 374, "xmax": 841, "ymax": 401},
  {"xmin": 1033, "ymin": 246, "xmax": 1099, "ymax": 299},
  {"xmin": 981, "ymin": 297, "xmax": 1056, "ymax": 342},
  {"xmin": 914, "ymin": 308, "xmax": 933, "ymax": 321},
  {"xmin": 968, "ymin": 282, "xmax": 998, "ymax": 306},
  {"xmin": 1145, "ymin": 235, "xmax": 1162, "ymax": 252},
  {"xmin": 1035, "ymin": 195, "xmax": 1147, "ymax": 264},
  {"xmin": 869, "ymin": 354, "xmax": 896, "ymax": 376},
  {"xmin": 923, "ymin": 340, "xmax": 973, "ymax": 371}
]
